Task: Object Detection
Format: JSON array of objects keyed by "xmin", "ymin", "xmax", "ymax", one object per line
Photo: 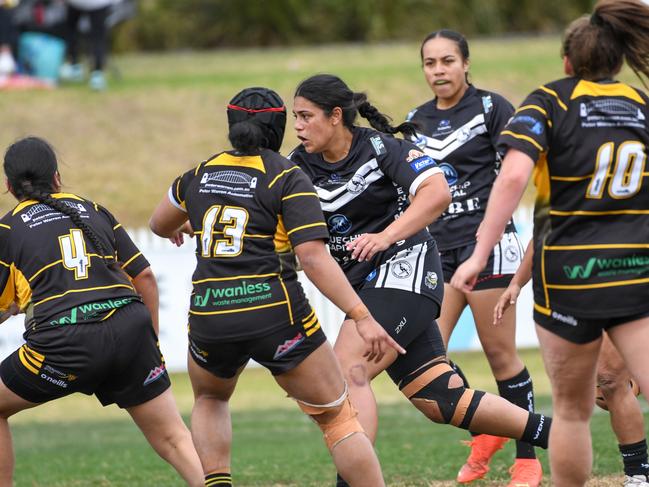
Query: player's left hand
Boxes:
[
  {"xmin": 169, "ymin": 221, "xmax": 194, "ymax": 246},
  {"xmin": 346, "ymin": 232, "xmax": 391, "ymax": 262},
  {"xmin": 450, "ymin": 256, "xmax": 485, "ymax": 293}
]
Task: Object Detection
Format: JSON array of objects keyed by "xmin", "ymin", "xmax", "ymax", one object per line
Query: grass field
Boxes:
[
  {"xmin": 2, "ymin": 37, "xmax": 648, "ymax": 485},
  {"xmin": 8, "ymin": 348, "xmax": 648, "ymax": 486}
]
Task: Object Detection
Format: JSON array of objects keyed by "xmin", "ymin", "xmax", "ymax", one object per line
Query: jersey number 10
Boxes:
[
  {"xmin": 201, "ymin": 205, "xmax": 249, "ymax": 257},
  {"xmin": 586, "ymin": 141, "xmax": 646, "ymax": 199}
]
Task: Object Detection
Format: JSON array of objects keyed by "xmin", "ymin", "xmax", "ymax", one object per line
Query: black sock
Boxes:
[
  {"xmin": 620, "ymin": 439, "xmax": 649, "ymax": 477},
  {"xmin": 449, "ymin": 359, "xmax": 479, "ymax": 437},
  {"xmin": 497, "ymin": 367, "xmax": 537, "ymax": 459},
  {"xmin": 336, "ymin": 473, "xmax": 350, "ymax": 487},
  {"xmin": 520, "ymin": 412, "xmax": 551, "ymax": 449},
  {"xmin": 205, "ymin": 472, "xmax": 232, "ymax": 486}
]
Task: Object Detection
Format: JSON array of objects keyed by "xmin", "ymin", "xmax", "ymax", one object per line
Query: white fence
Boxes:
[{"xmin": 0, "ymin": 209, "xmax": 536, "ymax": 371}]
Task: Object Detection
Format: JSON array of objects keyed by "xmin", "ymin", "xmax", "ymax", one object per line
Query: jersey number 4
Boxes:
[
  {"xmin": 201, "ymin": 205, "xmax": 249, "ymax": 257},
  {"xmin": 587, "ymin": 141, "xmax": 646, "ymax": 199},
  {"xmin": 58, "ymin": 229, "xmax": 91, "ymax": 279}
]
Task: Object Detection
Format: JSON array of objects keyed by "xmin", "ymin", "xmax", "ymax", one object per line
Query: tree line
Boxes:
[{"xmin": 114, "ymin": 0, "xmax": 594, "ymax": 51}]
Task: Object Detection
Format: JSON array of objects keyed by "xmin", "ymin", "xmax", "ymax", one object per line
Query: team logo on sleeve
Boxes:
[
  {"xmin": 510, "ymin": 115, "xmax": 544, "ymax": 135},
  {"xmin": 482, "ymin": 95, "xmax": 493, "ymax": 114},
  {"xmin": 370, "ymin": 135, "xmax": 387, "ymax": 155},
  {"xmin": 413, "ymin": 134, "xmax": 427, "ymax": 149},
  {"xmin": 409, "ymin": 154, "xmax": 436, "ymax": 173},
  {"xmin": 327, "ymin": 214, "xmax": 353, "ymax": 234},
  {"xmin": 439, "ymin": 163, "xmax": 458, "ymax": 185}
]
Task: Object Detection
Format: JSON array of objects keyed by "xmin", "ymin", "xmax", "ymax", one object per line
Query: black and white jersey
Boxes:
[
  {"xmin": 407, "ymin": 86, "xmax": 515, "ymax": 250},
  {"xmin": 289, "ymin": 127, "xmax": 445, "ymax": 305},
  {"xmin": 168, "ymin": 149, "xmax": 329, "ymax": 342},
  {"xmin": 0, "ymin": 193, "xmax": 148, "ymax": 330},
  {"xmin": 499, "ymin": 77, "xmax": 649, "ymax": 318}
]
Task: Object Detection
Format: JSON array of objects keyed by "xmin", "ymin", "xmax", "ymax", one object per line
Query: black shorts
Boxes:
[
  {"xmin": 534, "ymin": 306, "xmax": 649, "ymax": 344},
  {"xmin": 0, "ymin": 302, "xmax": 169, "ymax": 408},
  {"xmin": 357, "ymin": 287, "xmax": 446, "ymax": 384},
  {"xmin": 441, "ymin": 231, "xmax": 524, "ymax": 290},
  {"xmin": 188, "ymin": 308, "xmax": 328, "ymax": 378}
]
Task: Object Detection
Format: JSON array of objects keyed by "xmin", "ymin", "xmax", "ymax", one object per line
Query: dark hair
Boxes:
[
  {"xmin": 227, "ymin": 87, "xmax": 287, "ymax": 154},
  {"xmin": 562, "ymin": 0, "xmax": 649, "ymax": 84},
  {"xmin": 4, "ymin": 137, "xmax": 114, "ymax": 263},
  {"xmin": 420, "ymin": 29, "xmax": 470, "ymax": 85},
  {"xmin": 294, "ymin": 74, "xmax": 417, "ymax": 138},
  {"xmin": 420, "ymin": 29, "xmax": 470, "ymax": 63}
]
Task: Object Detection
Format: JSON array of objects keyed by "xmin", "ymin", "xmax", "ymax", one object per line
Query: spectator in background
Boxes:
[
  {"xmin": 0, "ymin": 0, "xmax": 18, "ymax": 79},
  {"xmin": 59, "ymin": 0, "xmax": 113, "ymax": 90}
]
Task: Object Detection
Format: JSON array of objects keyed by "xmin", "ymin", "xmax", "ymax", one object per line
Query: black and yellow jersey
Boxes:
[
  {"xmin": 499, "ymin": 77, "xmax": 649, "ymax": 318},
  {"xmin": 407, "ymin": 86, "xmax": 516, "ymax": 250},
  {"xmin": 168, "ymin": 149, "xmax": 329, "ymax": 341},
  {"xmin": 0, "ymin": 193, "xmax": 149, "ymax": 330}
]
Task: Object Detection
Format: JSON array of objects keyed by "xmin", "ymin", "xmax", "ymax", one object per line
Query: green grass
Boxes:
[{"xmin": 9, "ymin": 349, "xmax": 646, "ymax": 486}]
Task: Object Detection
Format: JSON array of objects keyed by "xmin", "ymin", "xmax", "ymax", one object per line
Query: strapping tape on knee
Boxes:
[
  {"xmin": 399, "ymin": 359, "xmax": 484, "ymax": 428},
  {"xmin": 296, "ymin": 382, "xmax": 365, "ymax": 450}
]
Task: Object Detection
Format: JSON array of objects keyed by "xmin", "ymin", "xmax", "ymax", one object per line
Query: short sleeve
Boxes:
[
  {"xmin": 498, "ymin": 88, "xmax": 552, "ymax": 163},
  {"xmin": 378, "ymin": 137, "xmax": 442, "ymax": 196},
  {"xmin": 279, "ymin": 166, "xmax": 329, "ymax": 247},
  {"xmin": 168, "ymin": 168, "xmax": 197, "ymax": 212}
]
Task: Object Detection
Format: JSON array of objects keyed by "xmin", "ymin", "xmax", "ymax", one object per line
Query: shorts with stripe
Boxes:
[
  {"xmin": 188, "ymin": 307, "xmax": 327, "ymax": 378},
  {"xmin": 361, "ymin": 239, "xmax": 444, "ymax": 307},
  {"xmin": 0, "ymin": 302, "xmax": 170, "ymax": 408},
  {"xmin": 441, "ymin": 231, "xmax": 524, "ymax": 290},
  {"xmin": 534, "ymin": 306, "xmax": 649, "ymax": 344}
]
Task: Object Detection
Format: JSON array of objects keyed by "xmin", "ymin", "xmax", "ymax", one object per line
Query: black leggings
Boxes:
[
  {"xmin": 356, "ymin": 287, "xmax": 446, "ymax": 384},
  {"xmin": 66, "ymin": 5, "xmax": 110, "ymax": 71}
]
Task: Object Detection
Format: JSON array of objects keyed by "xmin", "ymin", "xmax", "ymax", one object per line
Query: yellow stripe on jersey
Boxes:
[
  {"xmin": 541, "ymin": 240, "xmax": 550, "ymax": 308},
  {"xmin": 0, "ymin": 224, "xmax": 10, "ymax": 230},
  {"xmin": 281, "ymin": 192, "xmax": 319, "ymax": 201},
  {"xmin": 121, "ymin": 252, "xmax": 143, "ymax": 269},
  {"xmin": 243, "ymin": 233, "xmax": 273, "ymax": 239},
  {"xmin": 205, "ymin": 153, "xmax": 266, "ymax": 174},
  {"xmin": 547, "ymin": 276, "xmax": 649, "ymax": 290},
  {"xmin": 268, "ymin": 166, "xmax": 299, "ymax": 189},
  {"xmin": 274, "ymin": 215, "xmax": 291, "ymax": 253},
  {"xmin": 19, "ymin": 346, "xmax": 40, "ymax": 374},
  {"xmin": 570, "ymin": 80, "xmax": 646, "ymax": 105},
  {"xmin": 305, "ymin": 322, "xmax": 321, "ymax": 337},
  {"xmin": 277, "ymin": 256, "xmax": 294, "ymax": 325},
  {"xmin": 34, "ymin": 284, "xmax": 134, "ymax": 307},
  {"xmin": 101, "ymin": 308, "xmax": 118, "ymax": 321},
  {"xmin": 533, "ymin": 303, "xmax": 552, "ymax": 316},
  {"xmin": 545, "ymin": 244, "xmax": 649, "ymax": 250},
  {"xmin": 113, "ymin": 223, "xmax": 122, "ymax": 230},
  {"xmin": 539, "ymin": 86, "xmax": 568, "ymax": 111},
  {"xmin": 534, "ymin": 154, "xmax": 551, "ymax": 202},
  {"xmin": 192, "ymin": 273, "xmax": 278, "ymax": 284},
  {"xmin": 516, "ymin": 104, "xmax": 548, "ymax": 117},
  {"xmin": 0, "ymin": 263, "xmax": 32, "ymax": 311},
  {"xmin": 286, "ymin": 222, "xmax": 327, "ymax": 236},
  {"xmin": 501, "ymin": 131, "xmax": 544, "ymax": 152},
  {"xmin": 550, "ymin": 209, "xmax": 649, "ymax": 216},
  {"xmin": 29, "ymin": 259, "xmax": 63, "ymax": 281},
  {"xmin": 190, "ymin": 300, "xmax": 288, "ymax": 315},
  {"xmin": 550, "ymin": 175, "xmax": 592, "ymax": 181}
]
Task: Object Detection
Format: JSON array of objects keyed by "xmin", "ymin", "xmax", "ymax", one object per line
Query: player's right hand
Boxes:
[{"xmin": 355, "ymin": 315, "xmax": 406, "ymax": 363}]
